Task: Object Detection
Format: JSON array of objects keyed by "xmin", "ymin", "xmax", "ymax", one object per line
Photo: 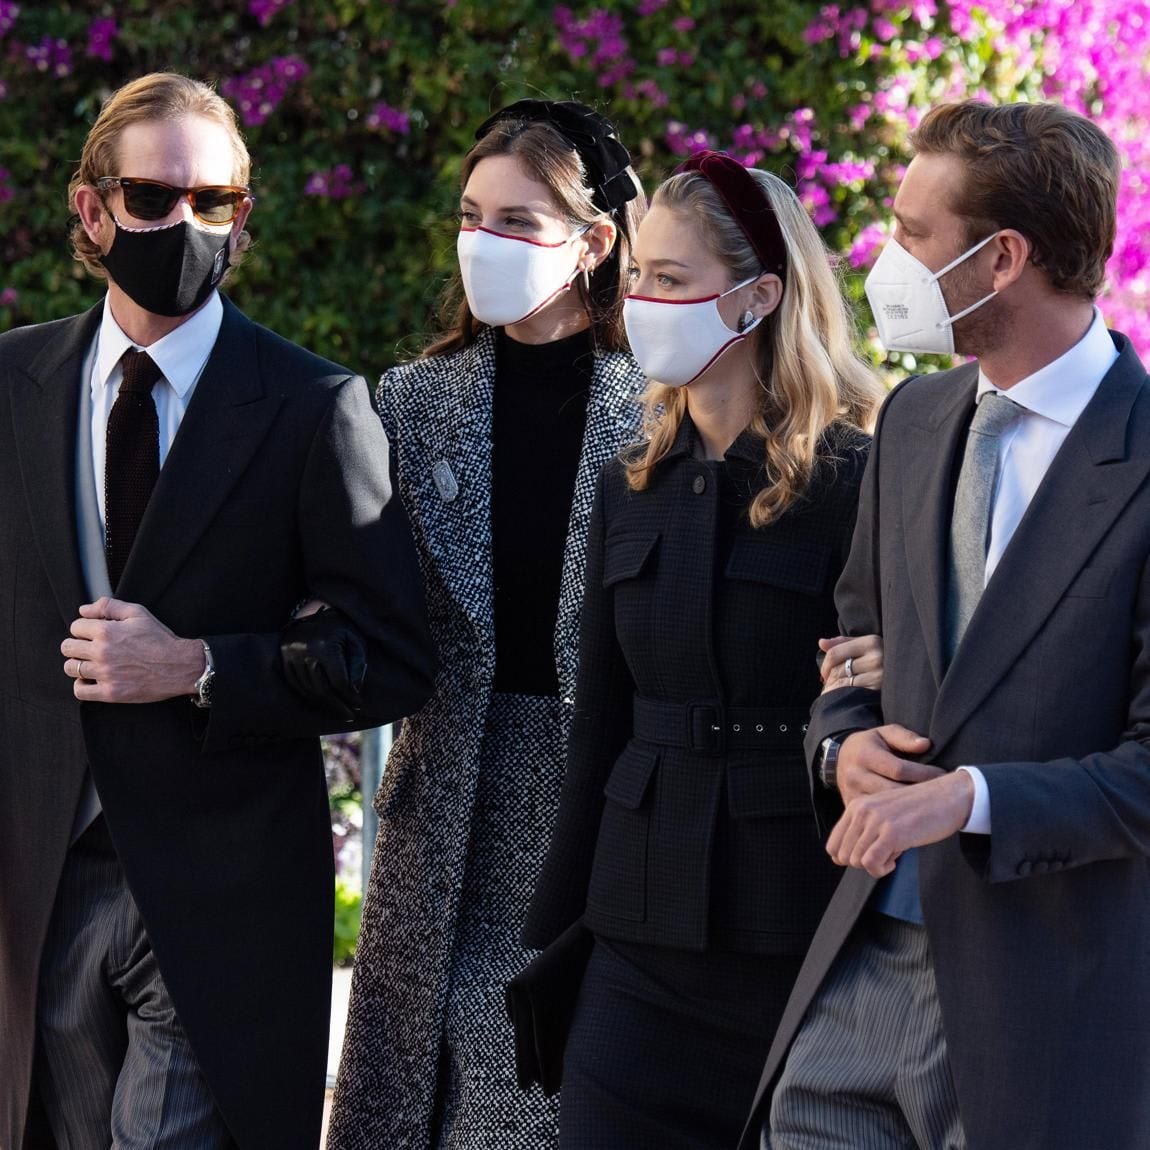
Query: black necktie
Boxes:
[{"xmin": 105, "ymin": 348, "xmax": 162, "ymax": 589}]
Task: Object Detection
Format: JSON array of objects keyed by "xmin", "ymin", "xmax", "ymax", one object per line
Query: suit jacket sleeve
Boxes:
[
  {"xmin": 522, "ymin": 463, "xmax": 635, "ymax": 949},
  {"xmin": 969, "ymin": 545, "xmax": 1150, "ymax": 882},
  {"xmin": 201, "ymin": 373, "xmax": 435, "ymax": 749},
  {"xmin": 802, "ymin": 390, "xmax": 903, "ymax": 830}
]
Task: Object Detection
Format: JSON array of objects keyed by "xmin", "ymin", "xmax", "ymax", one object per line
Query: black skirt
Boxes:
[{"xmin": 560, "ymin": 936, "xmax": 803, "ymax": 1149}]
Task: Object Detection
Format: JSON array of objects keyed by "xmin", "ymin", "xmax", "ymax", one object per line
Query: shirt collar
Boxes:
[
  {"xmin": 93, "ymin": 290, "xmax": 224, "ymax": 400},
  {"xmin": 976, "ymin": 307, "xmax": 1119, "ymax": 427}
]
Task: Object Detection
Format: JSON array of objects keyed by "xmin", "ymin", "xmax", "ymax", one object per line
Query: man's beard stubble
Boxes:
[{"xmin": 941, "ymin": 256, "xmax": 1009, "ymax": 361}]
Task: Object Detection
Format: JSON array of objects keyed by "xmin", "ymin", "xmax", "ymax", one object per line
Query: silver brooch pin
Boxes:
[{"xmin": 432, "ymin": 460, "xmax": 459, "ymax": 503}]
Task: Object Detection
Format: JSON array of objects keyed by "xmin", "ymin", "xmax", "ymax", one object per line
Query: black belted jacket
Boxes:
[{"xmin": 524, "ymin": 415, "xmax": 869, "ymax": 955}]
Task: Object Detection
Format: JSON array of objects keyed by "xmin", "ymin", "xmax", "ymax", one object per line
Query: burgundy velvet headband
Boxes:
[{"xmin": 679, "ymin": 150, "xmax": 788, "ymax": 282}]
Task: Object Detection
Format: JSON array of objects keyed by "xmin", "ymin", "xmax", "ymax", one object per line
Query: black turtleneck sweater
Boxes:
[{"xmin": 492, "ymin": 327, "xmax": 594, "ymax": 695}]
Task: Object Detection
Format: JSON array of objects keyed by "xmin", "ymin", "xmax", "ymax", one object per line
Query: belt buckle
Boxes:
[{"xmin": 687, "ymin": 702, "xmax": 724, "ymax": 754}]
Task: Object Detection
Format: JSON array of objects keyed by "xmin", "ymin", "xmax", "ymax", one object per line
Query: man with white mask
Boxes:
[{"xmin": 741, "ymin": 99, "xmax": 1150, "ymax": 1150}]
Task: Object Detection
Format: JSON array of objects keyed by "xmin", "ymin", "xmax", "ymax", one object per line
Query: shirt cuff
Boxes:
[{"xmin": 956, "ymin": 766, "xmax": 991, "ymax": 834}]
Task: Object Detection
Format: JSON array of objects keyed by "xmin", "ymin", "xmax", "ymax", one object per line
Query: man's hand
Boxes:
[
  {"xmin": 837, "ymin": 724, "xmax": 938, "ymax": 804},
  {"xmin": 60, "ymin": 597, "xmax": 205, "ymax": 703},
  {"xmin": 826, "ymin": 770, "xmax": 976, "ymax": 877}
]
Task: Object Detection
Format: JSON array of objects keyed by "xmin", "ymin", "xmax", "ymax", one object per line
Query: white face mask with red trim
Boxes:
[
  {"xmin": 623, "ymin": 276, "xmax": 763, "ymax": 387},
  {"xmin": 456, "ymin": 224, "xmax": 586, "ymax": 327}
]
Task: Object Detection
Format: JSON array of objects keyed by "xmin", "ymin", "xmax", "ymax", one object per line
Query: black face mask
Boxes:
[{"xmin": 99, "ymin": 217, "xmax": 231, "ymax": 317}]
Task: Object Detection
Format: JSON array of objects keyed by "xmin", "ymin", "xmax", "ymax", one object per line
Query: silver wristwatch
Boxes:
[
  {"xmin": 192, "ymin": 641, "xmax": 215, "ymax": 709},
  {"xmin": 817, "ymin": 735, "xmax": 842, "ymax": 791}
]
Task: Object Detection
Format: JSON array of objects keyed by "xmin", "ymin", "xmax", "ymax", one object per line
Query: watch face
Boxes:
[{"xmin": 193, "ymin": 668, "xmax": 214, "ymax": 708}]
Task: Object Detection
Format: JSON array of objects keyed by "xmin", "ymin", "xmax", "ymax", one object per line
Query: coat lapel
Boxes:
[
  {"xmin": 931, "ymin": 336, "xmax": 1150, "ymax": 755},
  {"xmin": 10, "ymin": 306, "xmax": 102, "ymax": 626},
  {"xmin": 554, "ymin": 352, "xmax": 643, "ymax": 703},
  {"xmin": 900, "ymin": 364, "xmax": 978, "ymax": 688},
  {"xmin": 115, "ymin": 299, "xmax": 283, "ymax": 605}
]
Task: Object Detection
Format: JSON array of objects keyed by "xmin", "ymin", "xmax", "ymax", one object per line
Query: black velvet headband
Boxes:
[
  {"xmin": 679, "ymin": 150, "xmax": 788, "ymax": 281},
  {"xmin": 475, "ymin": 99, "xmax": 640, "ymax": 213}
]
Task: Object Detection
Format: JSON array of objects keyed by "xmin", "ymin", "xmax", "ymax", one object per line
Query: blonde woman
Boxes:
[{"xmin": 522, "ymin": 151, "xmax": 885, "ymax": 1148}]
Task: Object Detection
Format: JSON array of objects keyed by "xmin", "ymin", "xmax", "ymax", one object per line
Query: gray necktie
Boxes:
[{"xmin": 946, "ymin": 391, "xmax": 1021, "ymax": 660}]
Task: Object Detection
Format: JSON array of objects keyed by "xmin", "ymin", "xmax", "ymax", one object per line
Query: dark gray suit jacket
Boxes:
[
  {"xmin": 0, "ymin": 298, "xmax": 436, "ymax": 1150},
  {"xmin": 742, "ymin": 333, "xmax": 1150, "ymax": 1150}
]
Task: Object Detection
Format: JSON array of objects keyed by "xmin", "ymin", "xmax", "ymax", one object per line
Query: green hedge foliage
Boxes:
[{"xmin": 2, "ymin": 0, "xmax": 1136, "ymax": 374}]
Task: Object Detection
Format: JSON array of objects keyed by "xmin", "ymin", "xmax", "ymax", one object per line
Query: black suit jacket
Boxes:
[
  {"xmin": 742, "ymin": 333, "xmax": 1150, "ymax": 1150},
  {"xmin": 524, "ymin": 418, "xmax": 868, "ymax": 955},
  {"xmin": 0, "ymin": 298, "xmax": 435, "ymax": 1150}
]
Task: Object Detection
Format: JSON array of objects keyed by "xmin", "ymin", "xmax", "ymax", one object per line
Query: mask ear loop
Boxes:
[
  {"xmin": 939, "ymin": 289, "xmax": 998, "ymax": 331},
  {"xmin": 729, "ymin": 274, "xmax": 772, "ymax": 393},
  {"xmin": 926, "ymin": 229, "xmax": 999, "ymax": 283},
  {"xmin": 574, "ymin": 220, "xmax": 603, "ymax": 308},
  {"xmin": 926, "ymin": 231, "xmax": 1000, "ymax": 330}
]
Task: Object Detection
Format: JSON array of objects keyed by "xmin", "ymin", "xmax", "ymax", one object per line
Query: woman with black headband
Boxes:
[
  {"xmin": 326, "ymin": 100, "xmax": 646, "ymax": 1149},
  {"xmin": 521, "ymin": 152, "xmax": 886, "ymax": 1147}
]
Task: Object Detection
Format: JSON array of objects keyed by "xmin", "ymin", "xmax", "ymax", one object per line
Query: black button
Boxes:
[{"xmin": 692, "ymin": 474, "xmax": 706, "ymax": 494}]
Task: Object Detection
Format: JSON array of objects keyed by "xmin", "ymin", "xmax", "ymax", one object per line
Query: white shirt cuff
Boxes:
[{"xmin": 957, "ymin": 766, "xmax": 991, "ymax": 834}]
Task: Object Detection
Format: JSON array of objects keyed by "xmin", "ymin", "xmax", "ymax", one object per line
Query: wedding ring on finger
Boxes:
[
  {"xmin": 847, "ymin": 673, "xmax": 855, "ymax": 687},
  {"xmin": 844, "ymin": 656, "xmax": 854, "ymax": 680}
]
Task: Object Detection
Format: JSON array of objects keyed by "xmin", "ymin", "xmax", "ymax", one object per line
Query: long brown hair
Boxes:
[
  {"xmin": 423, "ymin": 116, "xmax": 644, "ymax": 358},
  {"xmin": 625, "ymin": 168, "xmax": 883, "ymax": 527}
]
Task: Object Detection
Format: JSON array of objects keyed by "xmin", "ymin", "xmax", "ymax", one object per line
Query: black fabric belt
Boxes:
[{"xmin": 632, "ymin": 695, "xmax": 810, "ymax": 755}]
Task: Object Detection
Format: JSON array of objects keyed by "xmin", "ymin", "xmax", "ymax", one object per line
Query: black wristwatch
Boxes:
[{"xmin": 817, "ymin": 735, "xmax": 842, "ymax": 791}]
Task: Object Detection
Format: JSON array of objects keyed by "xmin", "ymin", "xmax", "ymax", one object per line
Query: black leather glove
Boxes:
[{"xmin": 280, "ymin": 607, "xmax": 367, "ymax": 722}]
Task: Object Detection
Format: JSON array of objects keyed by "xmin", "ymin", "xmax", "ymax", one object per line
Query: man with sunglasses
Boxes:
[{"xmin": 0, "ymin": 72, "xmax": 435, "ymax": 1150}]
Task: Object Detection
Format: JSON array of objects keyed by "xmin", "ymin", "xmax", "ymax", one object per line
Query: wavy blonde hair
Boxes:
[{"xmin": 625, "ymin": 168, "xmax": 883, "ymax": 526}]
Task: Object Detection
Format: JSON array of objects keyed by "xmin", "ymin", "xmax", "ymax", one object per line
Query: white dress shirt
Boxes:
[
  {"xmin": 69, "ymin": 291, "xmax": 224, "ymax": 843},
  {"xmin": 90, "ymin": 290, "xmax": 223, "ymax": 530},
  {"xmin": 70, "ymin": 292, "xmax": 225, "ymax": 841},
  {"xmin": 958, "ymin": 308, "xmax": 1119, "ymax": 832}
]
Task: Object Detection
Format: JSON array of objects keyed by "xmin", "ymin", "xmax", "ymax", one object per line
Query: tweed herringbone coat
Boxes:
[{"xmin": 327, "ymin": 327, "xmax": 645, "ymax": 1149}]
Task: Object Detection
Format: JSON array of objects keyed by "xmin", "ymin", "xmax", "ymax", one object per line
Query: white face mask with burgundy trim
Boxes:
[
  {"xmin": 623, "ymin": 276, "xmax": 763, "ymax": 387},
  {"xmin": 456, "ymin": 224, "xmax": 586, "ymax": 327}
]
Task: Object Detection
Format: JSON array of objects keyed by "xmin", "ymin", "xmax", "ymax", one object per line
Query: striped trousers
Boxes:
[
  {"xmin": 34, "ymin": 816, "xmax": 234, "ymax": 1150},
  {"xmin": 767, "ymin": 911, "xmax": 966, "ymax": 1150}
]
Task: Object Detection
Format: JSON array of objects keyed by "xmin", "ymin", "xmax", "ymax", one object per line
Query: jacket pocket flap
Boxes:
[
  {"xmin": 603, "ymin": 532, "xmax": 660, "ymax": 588},
  {"xmin": 603, "ymin": 744, "xmax": 659, "ymax": 809},
  {"xmin": 725, "ymin": 536, "xmax": 829, "ymax": 596},
  {"xmin": 1064, "ymin": 565, "xmax": 1113, "ymax": 599},
  {"xmin": 727, "ymin": 759, "xmax": 811, "ymax": 818}
]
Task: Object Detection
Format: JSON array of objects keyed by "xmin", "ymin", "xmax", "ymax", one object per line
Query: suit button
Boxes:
[{"xmin": 692, "ymin": 474, "xmax": 706, "ymax": 494}]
